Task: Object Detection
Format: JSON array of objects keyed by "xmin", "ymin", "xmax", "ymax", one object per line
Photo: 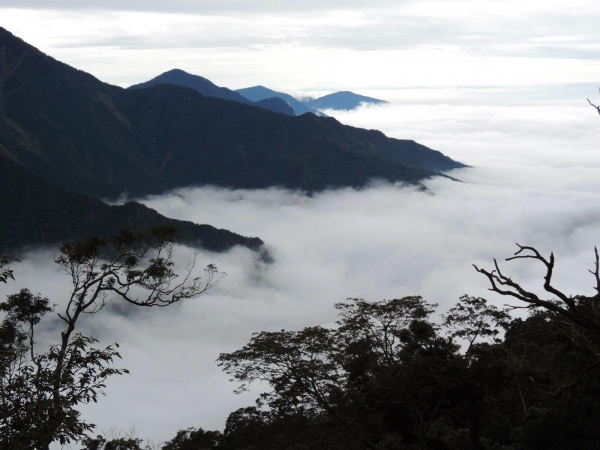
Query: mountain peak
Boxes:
[
  {"xmin": 305, "ymin": 91, "xmax": 387, "ymax": 111},
  {"xmin": 236, "ymin": 85, "xmax": 319, "ymax": 116},
  {"xmin": 128, "ymin": 70, "xmax": 295, "ymax": 116}
]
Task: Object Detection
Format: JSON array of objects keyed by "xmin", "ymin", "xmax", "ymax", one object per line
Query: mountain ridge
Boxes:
[
  {"xmin": 236, "ymin": 85, "xmax": 319, "ymax": 116},
  {"xmin": 128, "ymin": 69, "xmax": 295, "ymax": 116},
  {"xmin": 0, "ymin": 26, "xmax": 466, "ymax": 201},
  {"xmin": 304, "ymin": 91, "xmax": 387, "ymax": 111},
  {"xmin": 0, "ymin": 155, "xmax": 265, "ymax": 255}
]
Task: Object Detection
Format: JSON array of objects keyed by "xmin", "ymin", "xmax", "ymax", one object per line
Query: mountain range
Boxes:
[
  {"xmin": 0, "ymin": 27, "xmax": 466, "ymax": 251},
  {"xmin": 235, "ymin": 85, "xmax": 319, "ymax": 116},
  {"xmin": 235, "ymin": 86, "xmax": 387, "ymax": 114},
  {"xmin": 130, "ymin": 73, "xmax": 386, "ymax": 116},
  {"xmin": 129, "ymin": 69, "xmax": 296, "ymax": 116}
]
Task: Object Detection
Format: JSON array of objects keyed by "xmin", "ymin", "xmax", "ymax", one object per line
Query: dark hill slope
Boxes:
[
  {"xmin": 129, "ymin": 69, "xmax": 295, "ymax": 116},
  {"xmin": 254, "ymin": 97, "xmax": 296, "ymax": 116},
  {"xmin": 0, "ymin": 27, "xmax": 465, "ymax": 199},
  {"xmin": 0, "ymin": 156, "xmax": 264, "ymax": 254},
  {"xmin": 126, "ymin": 85, "xmax": 460, "ymax": 191}
]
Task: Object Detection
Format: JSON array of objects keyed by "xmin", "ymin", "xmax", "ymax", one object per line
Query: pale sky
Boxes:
[{"xmin": 2, "ymin": 0, "xmax": 600, "ymax": 94}]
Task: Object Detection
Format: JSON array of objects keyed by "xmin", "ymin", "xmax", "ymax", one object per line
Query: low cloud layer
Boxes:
[{"xmin": 2, "ymin": 87, "xmax": 600, "ymax": 444}]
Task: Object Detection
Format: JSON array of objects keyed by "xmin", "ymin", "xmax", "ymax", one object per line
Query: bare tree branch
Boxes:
[{"xmin": 475, "ymin": 245, "xmax": 600, "ymax": 339}]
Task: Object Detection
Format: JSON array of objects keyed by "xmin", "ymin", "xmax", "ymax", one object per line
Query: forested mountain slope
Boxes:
[
  {"xmin": 0, "ymin": 156, "xmax": 264, "ymax": 254},
  {"xmin": 0, "ymin": 27, "xmax": 465, "ymax": 200}
]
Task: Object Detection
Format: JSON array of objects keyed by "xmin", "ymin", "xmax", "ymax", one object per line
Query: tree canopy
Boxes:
[{"xmin": 0, "ymin": 226, "xmax": 224, "ymax": 449}]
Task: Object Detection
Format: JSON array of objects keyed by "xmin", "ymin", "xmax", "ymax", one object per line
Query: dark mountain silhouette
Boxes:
[
  {"xmin": 0, "ymin": 156, "xmax": 264, "ymax": 254},
  {"xmin": 236, "ymin": 85, "xmax": 319, "ymax": 116},
  {"xmin": 254, "ymin": 97, "xmax": 296, "ymax": 116},
  {"xmin": 305, "ymin": 91, "xmax": 387, "ymax": 111},
  {"xmin": 0, "ymin": 27, "xmax": 465, "ymax": 203},
  {"xmin": 129, "ymin": 69, "xmax": 295, "ymax": 116}
]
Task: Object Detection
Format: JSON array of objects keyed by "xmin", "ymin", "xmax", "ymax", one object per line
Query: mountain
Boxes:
[
  {"xmin": 129, "ymin": 69, "xmax": 295, "ymax": 116},
  {"xmin": 236, "ymin": 87, "xmax": 387, "ymax": 113},
  {"xmin": 236, "ymin": 85, "xmax": 319, "ymax": 116},
  {"xmin": 0, "ymin": 156, "xmax": 265, "ymax": 254},
  {"xmin": 254, "ymin": 97, "xmax": 296, "ymax": 116},
  {"xmin": 0, "ymin": 27, "xmax": 465, "ymax": 202},
  {"xmin": 304, "ymin": 91, "xmax": 388, "ymax": 111}
]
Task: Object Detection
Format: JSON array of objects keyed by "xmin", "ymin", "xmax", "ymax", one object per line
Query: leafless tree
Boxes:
[
  {"xmin": 474, "ymin": 244, "xmax": 600, "ymax": 337},
  {"xmin": 473, "ymin": 245, "xmax": 600, "ymax": 396},
  {"xmin": 588, "ymin": 88, "xmax": 600, "ymax": 116}
]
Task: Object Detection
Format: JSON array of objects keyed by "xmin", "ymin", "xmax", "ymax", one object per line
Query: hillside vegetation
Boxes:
[
  {"xmin": 0, "ymin": 27, "xmax": 465, "ymax": 201},
  {"xmin": 0, "ymin": 156, "xmax": 264, "ymax": 254}
]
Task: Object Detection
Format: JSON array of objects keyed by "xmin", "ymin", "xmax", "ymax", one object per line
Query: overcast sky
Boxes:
[
  {"xmin": 2, "ymin": 0, "xmax": 600, "ymax": 92},
  {"xmin": 1, "ymin": 1, "xmax": 600, "ymax": 446}
]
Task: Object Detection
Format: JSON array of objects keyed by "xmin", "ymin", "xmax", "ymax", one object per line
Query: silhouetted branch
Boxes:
[
  {"xmin": 474, "ymin": 245, "xmax": 600, "ymax": 338},
  {"xmin": 589, "ymin": 247, "xmax": 600, "ymax": 294},
  {"xmin": 587, "ymin": 98, "xmax": 600, "ymax": 115},
  {"xmin": 588, "ymin": 88, "xmax": 600, "ymax": 116},
  {"xmin": 530, "ymin": 360, "xmax": 600, "ymax": 397}
]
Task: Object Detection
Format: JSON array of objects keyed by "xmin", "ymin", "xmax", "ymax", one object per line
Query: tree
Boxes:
[
  {"xmin": 0, "ymin": 226, "xmax": 224, "ymax": 449},
  {"xmin": 161, "ymin": 427, "xmax": 224, "ymax": 450},
  {"xmin": 474, "ymin": 244, "xmax": 600, "ymax": 398},
  {"xmin": 217, "ymin": 296, "xmax": 508, "ymax": 450},
  {"xmin": 0, "ymin": 255, "xmax": 14, "ymax": 284},
  {"xmin": 81, "ymin": 427, "xmax": 159, "ymax": 450},
  {"xmin": 474, "ymin": 244, "xmax": 600, "ymax": 342}
]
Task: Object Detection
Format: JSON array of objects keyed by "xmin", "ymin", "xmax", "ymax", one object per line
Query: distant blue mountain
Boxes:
[
  {"xmin": 236, "ymin": 85, "xmax": 319, "ymax": 116},
  {"xmin": 236, "ymin": 85, "xmax": 387, "ymax": 114},
  {"xmin": 129, "ymin": 70, "xmax": 295, "ymax": 116},
  {"xmin": 304, "ymin": 91, "xmax": 387, "ymax": 111}
]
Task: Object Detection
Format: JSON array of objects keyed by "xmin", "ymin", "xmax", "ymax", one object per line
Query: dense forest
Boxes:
[
  {"xmin": 0, "ymin": 156, "xmax": 265, "ymax": 254},
  {"xmin": 1, "ymin": 233, "xmax": 599, "ymax": 449}
]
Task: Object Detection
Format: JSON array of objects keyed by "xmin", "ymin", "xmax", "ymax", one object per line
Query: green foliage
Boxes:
[
  {"xmin": 82, "ymin": 436, "xmax": 146, "ymax": 450},
  {"xmin": 0, "ymin": 227, "xmax": 223, "ymax": 448},
  {"xmin": 0, "ymin": 256, "xmax": 15, "ymax": 284},
  {"xmin": 0, "ymin": 288, "xmax": 126, "ymax": 448},
  {"xmin": 162, "ymin": 427, "xmax": 224, "ymax": 450},
  {"xmin": 203, "ymin": 290, "xmax": 600, "ymax": 450},
  {"xmin": 217, "ymin": 296, "xmax": 512, "ymax": 450}
]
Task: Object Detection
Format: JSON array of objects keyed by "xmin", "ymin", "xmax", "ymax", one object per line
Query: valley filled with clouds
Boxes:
[
  {"xmin": 2, "ymin": 0, "xmax": 600, "ymax": 445},
  {"xmin": 2, "ymin": 87, "xmax": 599, "ymax": 443}
]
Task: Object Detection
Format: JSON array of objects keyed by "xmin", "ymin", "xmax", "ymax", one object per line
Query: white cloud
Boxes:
[
  {"xmin": 2, "ymin": 87, "xmax": 600, "ymax": 443},
  {"xmin": 3, "ymin": 2, "xmax": 600, "ymax": 90}
]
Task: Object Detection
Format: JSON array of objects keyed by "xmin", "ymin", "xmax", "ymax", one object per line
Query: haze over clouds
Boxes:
[{"xmin": 2, "ymin": 89, "xmax": 599, "ymax": 443}]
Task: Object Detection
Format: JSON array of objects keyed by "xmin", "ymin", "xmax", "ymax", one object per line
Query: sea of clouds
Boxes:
[{"xmin": 2, "ymin": 85, "xmax": 600, "ymax": 445}]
